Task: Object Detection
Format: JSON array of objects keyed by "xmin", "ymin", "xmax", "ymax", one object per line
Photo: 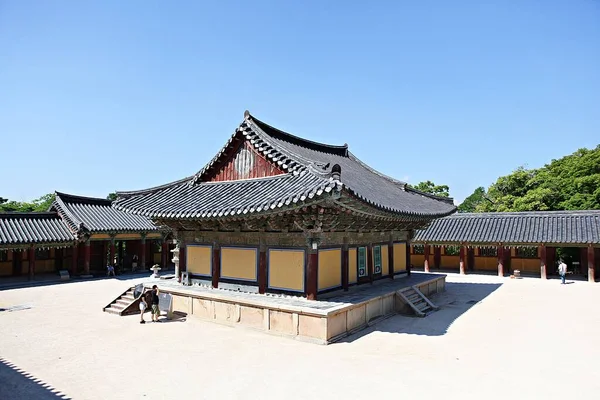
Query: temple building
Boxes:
[
  {"xmin": 0, "ymin": 192, "xmax": 171, "ymax": 278},
  {"xmin": 113, "ymin": 111, "xmax": 456, "ymax": 299},
  {"xmin": 410, "ymin": 210, "xmax": 600, "ymax": 281}
]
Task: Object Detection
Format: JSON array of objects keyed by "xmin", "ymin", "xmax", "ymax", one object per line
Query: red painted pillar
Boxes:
[
  {"xmin": 459, "ymin": 246, "xmax": 466, "ymax": 275},
  {"xmin": 71, "ymin": 243, "xmax": 79, "ymax": 275},
  {"xmin": 540, "ymin": 245, "xmax": 547, "ymax": 279},
  {"xmin": 28, "ymin": 246, "xmax": 35, "ymax": 280},
  {"xmin": 109, "ymin": 239, "xmax": 116, "ymax": 267},
  {"xmin": 388, "ymin": 239, "xmax": 394, "ymax": 278},
  {"xmin": 179, "ymin": 243, "xmax": 186, "ymax": 273},
  {"xmin": 588, "ymin": 245, "xmax": 595, "ymax": 283},
  {"xmin": 497, "ymin": 245, "xmax": 504, "ymax": 277},
  {"xmin": 424, "ymin": 244, "xmax": 430, "ymax": 273},
  {"xmin": 342, "ymin": 241, "xmax": 350, "ymax": 290},
  {"xmin": 161, "ymin": 240, "xmax": 168, "ymax": 268},
  {"xmin": 367, "ymin": 244, "xmax": 374, "ymax": 284},
  {"xmin": 306, "ymin": 246, "xmax": 318, "ymax": 300},
  {"xmin": 84, "ymin": 240, "xmax": 91, "ymax": 275},
  {"xmin": 211, "ymin": 245, "xmax": 220, "ymax": 288},
  {"xmin": 140, "ymin": 237, "xmax": 146, "ymax": 270},
  {"xmin": 258, "ymin": 244, "xmax": 267, "ymax": 294}
]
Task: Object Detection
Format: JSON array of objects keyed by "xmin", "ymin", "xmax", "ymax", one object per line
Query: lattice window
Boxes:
[
  {"xmin": 373, "ymin": 245, "xmax": 382, "ymax": 274},
  {"xmin": 0, "ymin": 250, "xmax": 8, "ymax": 262},
  {"xmin": 516, "ymin": 247, "xmax": 538, "ymax": 258},
  {"xmin": 35, "ymin": 248, "xmax": 50, "ymax": 260},
  {"xmin": 357, "ymin": 247, "xmax": 368, "ymax": 277},
  {"xmin": 444, "ymin": 245, "xmax": 460, "ymax": 256},
  {"xmin": 412, "ymin": 244, "xmax": 424, "ymax": 255},
  {"xmin": 479, "ymin": 247, "xmax": 498, "ymax": 257}
]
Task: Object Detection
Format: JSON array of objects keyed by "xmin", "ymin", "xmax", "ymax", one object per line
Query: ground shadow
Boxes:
[
  {"xmin": 337, "ymin": 281, "xmax": 502, "ymax": 343},
  {"xmin": 0, "ymin": 357, "xmax": 71, "ymax": 400}
]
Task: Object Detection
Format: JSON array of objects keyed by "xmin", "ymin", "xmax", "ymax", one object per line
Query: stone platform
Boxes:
[{"xmin": 148, "ymin": 272, "xmax": 446, "ymax": 344}]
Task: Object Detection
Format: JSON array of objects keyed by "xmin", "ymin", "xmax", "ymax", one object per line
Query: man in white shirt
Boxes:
[{"xmin": 557, "ymin": 260, "xmax": 568, "ymax": 284}]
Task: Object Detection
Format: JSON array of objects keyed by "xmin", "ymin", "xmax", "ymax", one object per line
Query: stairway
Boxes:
[
  {"xmin": 103, "ymin": 287, "xmax": 139, "ymax": 316},
  {"xmin": 397, "ymin": 286, "xmax": 439, "ymax": 317}
]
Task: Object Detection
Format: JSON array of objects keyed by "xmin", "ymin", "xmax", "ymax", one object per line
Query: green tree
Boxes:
[
  {"xmin": 409, "ymin": 180, "xmax": 450, "ymax": 197},
  {"xmin": 106, "ymin": 192, "xmax": 118, "ymax": 201},
  {"xmin": 0, "ymin": 193, "xmax": 55, "ymax": 212},
  {"xmin": 478, "ymin": 145, "xmax": 600, "ymax": 212},
  {"xmin": 458, "ymin": 187, "xmax": 487, "ymax": 213}
]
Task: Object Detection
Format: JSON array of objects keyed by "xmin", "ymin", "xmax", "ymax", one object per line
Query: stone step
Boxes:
[
  {"xmin": 416, "ymin": 302, "xmax": 431, "ymax": 311},
  {"xmin": 122, "ymin": 295, "xmax": 135, "ymax": 301},
  {"xmin": 110, "ymin": 303, "xmax": 125, "ymax": 311},
  {"xmin": 116, "ymin": 299, "xmax": 131, "ymax": 306},
  {"xmin": 104, "ymin": 307, "xmax": 122, "ymax": 315}
]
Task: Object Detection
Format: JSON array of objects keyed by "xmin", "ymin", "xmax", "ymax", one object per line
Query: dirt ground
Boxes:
[{"xmin": 1, "ymin": 273, "xmax": 599, "ymax": 400}]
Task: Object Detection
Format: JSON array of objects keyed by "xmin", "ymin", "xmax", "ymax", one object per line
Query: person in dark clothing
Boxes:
[{"xmin": 150, "ymin": 285, "xmax": 161, "ymax": 322}]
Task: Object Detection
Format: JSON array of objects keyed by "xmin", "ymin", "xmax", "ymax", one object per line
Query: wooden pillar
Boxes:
[
  {"xmin": 497, "ymin": 245, "xmax": 504, "ymax": 277},
  {"xmin": 161, "ymin": 240, "xmax": 168, "ymax": 268},
  {"xmin": 367, "ymin": 243, "xmax": 374, "ymax": 284},
  {"xmin": 28, "ymin": 245, "xmax": 35, "ymax": 280},
  {"xmin": 434, "ymin": 246, "xmax": 441, "ymax": 268},
  {"xmin": 109, "ymin": 237, "xmax": 116, "ymax": 267},
  {"xmin": 306, "ymin": 245, "xmax": 318, "ymax": 300},
  {"xmin": 179, "ymin": 242, "xmax": 186, "ymax": 274},
  {"xmin": 388, "ymin": 239, "xmax": 394, "ymax": 279},
  {"xmin": 84, "ymin": 239, "xmax": 91, "ymax": 275},
  {"xmin": 258, "ymin": 242, "xmax": 267, "ymax": 294},
  {"xmin": 140, "ymin": 236, "xmax": 146, "ymax": 270},
  {"xmin": 71, "ymin": 243, "xmax": 79, "ymax": 275},
  {"xmin": 588, "ymin": 245, "xmax": 595, "ymax": 283},
  {"xmin": 540, "ymin": 245, "xmax": 547, "ymax": 279},
  {"xmin": 459, "ymin": 245, "xmax": 466, "ymax": 275},
  {"xmin": 211, "ymin": 244, "xmax": 220, "ymax": 288},
  {"xmin": 424, "ymin": 244, "xmax": 430, "ymax": 273},
  {"xmin": 342, "ymin": 239, "xmax": 350, "ymax": 290}
]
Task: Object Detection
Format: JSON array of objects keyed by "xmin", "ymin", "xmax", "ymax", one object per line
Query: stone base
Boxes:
[{"xmin": 158, "ymin": 274, "xmax": 446, "ymax": 345}]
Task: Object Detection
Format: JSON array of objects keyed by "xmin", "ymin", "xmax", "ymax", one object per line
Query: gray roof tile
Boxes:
[
  {"xmin": 115, "ymin": 111, "xmax": 456, "ymax": 219},
  {"xmin": 413, "ymin": 211, "xmax": 600, "ymax": 245},
  {"xmin": 52, "ymin": 192, "xmax": 158, "ymax": 233},
  {"xmin": 0, "ymin": 212, "xmax": 75, "ymax": 245}
]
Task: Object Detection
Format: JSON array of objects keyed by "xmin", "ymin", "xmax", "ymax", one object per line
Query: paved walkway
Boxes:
[{"xmin": 1, "ymin": 273, "xmax": 599, "ymax": 400}]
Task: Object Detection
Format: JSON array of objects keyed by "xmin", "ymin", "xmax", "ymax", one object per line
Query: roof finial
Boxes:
[
  {"xmin": 331, "ymin": 164, "xmax": 342, "ymax": 181},
  {"xmin": 244, "ymin": 110, "xmax": 250, "ymax": 120}
]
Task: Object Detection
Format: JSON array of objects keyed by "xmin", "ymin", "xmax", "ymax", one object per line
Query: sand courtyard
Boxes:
[{"xmin": 1, "ymin": 273, "xmax": 599, "ymax": 400}]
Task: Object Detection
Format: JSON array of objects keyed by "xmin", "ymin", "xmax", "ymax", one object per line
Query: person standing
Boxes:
[
  {"xmin": 139, "ymin": 289, "xmax": 148, "ymax": 324},
  {"xmin": 558, "ymin": 259, "xmax": 568, "ymax": 284},
  {"xmin": 151, "ymin": 285, "xmax": 161, "ymax": 322}
]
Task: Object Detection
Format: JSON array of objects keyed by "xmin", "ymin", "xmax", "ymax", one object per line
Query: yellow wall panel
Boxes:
[
  {"xmin": 393, "ymin": 243, "xmax": 407, "ymax": 272},
  {"xmin": 221, "ymin": 247, "xmax": 257, "ymax": 281},
  {"xmin": 475, "ymin": 257, "xmax": 498, "ymax": 271},
  {"xmin": 381, "ymin": 245, "xmax": 389, "ymax": 276},
  {"xmin": 187, "ymin": 245, "xmax": 212, "ymax": 276},
  {"xmin": 441, "ymin": 255, "xmax": 460, "ymax": 269},
  {"xmin": 268, "ymin": 249, "xmax": 305, "ymax": 292},
  {"xmin": 318, "ymin": 248, "xmax": 341, "ymax": 291},
  {"xmin": 411, "ymin": 254, "xmax": 424, "ymax": 268},
  {"xmin": 348, "ymin": 248, "xmax": 357, "ymax": 284},
  {"xmin": 0, "ymin": 262, "xmax": 12, "ymax": 276},
  {"xmin": 512, "ymin": 258, "xmax": 540, "ymax": 274}
]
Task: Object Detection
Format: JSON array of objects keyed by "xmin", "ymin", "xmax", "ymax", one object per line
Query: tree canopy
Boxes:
[
  {"xmin": 0, "ymin": 193, "xmax": 56, "ymax": 212},
  {"xmin": 475, "ymin": 145, "xmax": 600, "ymax": 212},
  {"xmin": 408, "ymin": 180, "xmax": 450, "ymax": 198}
]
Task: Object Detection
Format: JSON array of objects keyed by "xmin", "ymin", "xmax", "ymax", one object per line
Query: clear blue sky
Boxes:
[{"xmin": 1, "ymin": 1, "xmax": 598, "ymax": 204}]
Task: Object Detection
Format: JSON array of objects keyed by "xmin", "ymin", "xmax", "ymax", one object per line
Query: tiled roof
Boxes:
[
  {"xmin": 52, "ymin": 192, "xmax": 159, "ymax": 233},
  {"xmin": 114, "ymin": 111, "xmax": 456, "ymax": 220},
  {"xmin": 114, "ymin": 172, "xmax": 340, "ymax": 219},
  {"xmin": 0, "ymin": 212, "xmax": 75, "ymax": 245},
  {"xmin": 413, "ymin": 210, "xmax": 600, "ymax": 245}
]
